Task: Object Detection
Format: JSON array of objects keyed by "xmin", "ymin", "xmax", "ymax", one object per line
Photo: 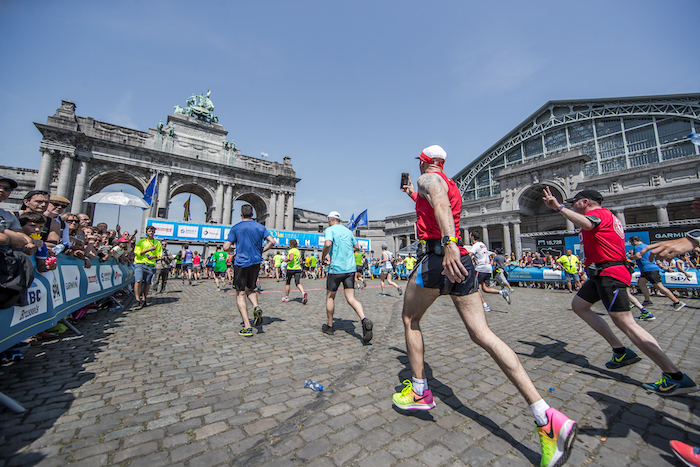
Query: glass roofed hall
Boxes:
[{"xmin": 454, "ymin": 94, "xmax": 700, "ymax": 201}]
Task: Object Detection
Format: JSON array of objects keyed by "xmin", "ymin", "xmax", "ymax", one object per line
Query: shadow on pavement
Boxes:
[
  {"xmin": 389, "ymin": 346, "xmax": 540, "ymax": 465},
  {"xmin": 331, "ymin": 318, "xmax": 366, "ymax": 344},
  {"xmin": 0, "ymin": 308, "xmax": 127, "ymax": 465},
  {"xmin": 516, "ymin": 334, "xmax": 645, "ymax": 386},
  {"xmin": 580, "ymin": 391, "xmax": 700, "ymax": 464}
]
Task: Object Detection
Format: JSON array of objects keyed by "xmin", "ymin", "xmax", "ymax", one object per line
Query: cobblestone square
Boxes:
[{"xmin": 1, "ymin": 278, "xmax": 698, "ymax": 466}]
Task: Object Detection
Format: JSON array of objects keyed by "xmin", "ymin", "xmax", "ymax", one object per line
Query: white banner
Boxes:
[
  {"xmin": 85, "ymin": 267, "xmax": 101, "ymax": 294},
  {"xmin": 61, "ymin": 265, "xmax": 81, "ymax": 302},
  {"xmin": 99, "ymin": 265, "xmax": 113, "ymax": 289},
  {"xmin": 202, "ymin": 227, "xmax": 221, "ymax": 240},
  {"xmin": 11, "ymin": 282, "xmax": 48, "ymax": 327},
  {"xmin": 664, "ymin": 271, "xmax": 698, "ymax": 285},
  {"xmin": 152, "ymin": 223, "xmax": 175, "ymax": 237},
  {"xmin": 41, "ymin": 269, "xmax": 64, "ymax": 308},
  {"xmin": 178, "ymin": 225, "xmax": 199, "ymax": 238},
  {"xmin": 112, "ymin": 264, "xmax": 124, "ymax": 286}
]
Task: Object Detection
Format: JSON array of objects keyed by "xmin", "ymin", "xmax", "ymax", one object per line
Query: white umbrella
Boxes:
[{"xmin": 84, "ymin": 191, "xmax": 150, "ymax": 225}]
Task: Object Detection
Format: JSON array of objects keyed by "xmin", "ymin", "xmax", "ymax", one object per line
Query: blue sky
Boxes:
[{"xmin": 1, "ymin": 1, "xmax": 698, "ymax": 235}]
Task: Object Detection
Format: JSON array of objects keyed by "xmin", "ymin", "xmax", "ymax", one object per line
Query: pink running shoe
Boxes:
[
  {"xmin": 302, "ymin": 292, "xmax": 308, "ymax": 305},
  {"xmin": 392, "ymin": 380, "xmax": 436, "ymax": 411},
  {"xmin": 671, "ymin": 440, "xmax": 700, "ymax": 467},
  {"xmin": 282, "ymin": 296, "xmax": 289, "ymax": 302},
  {"xmin": 537, "ymin": 407, "xmax": 577, "ymax": 467}
]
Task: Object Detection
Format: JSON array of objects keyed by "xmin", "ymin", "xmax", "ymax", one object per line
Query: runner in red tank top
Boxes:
[
  {"xmin": 543, "ymin": 187, "xmax": 697, "ymax": 396},
  {"xmin": 393, "ymin": 145, "xmax": 577, "ymax": 467}
]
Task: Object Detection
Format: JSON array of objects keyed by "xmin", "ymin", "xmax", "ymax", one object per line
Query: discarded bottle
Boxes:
[
  {"xmin": 52, "ymin": 242, "xmax": 70, "ymax": 255},
  {"xmin": 304, "ymin": 379, "xmax": 323, "ymax": 391},
  {"xmin": 690, "ymin": 132, "xmax": 700, "ymax": 146}
]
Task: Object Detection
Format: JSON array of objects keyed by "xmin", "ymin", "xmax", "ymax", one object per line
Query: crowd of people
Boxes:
[{"xmin": 3, "ymin": 143, "xmax": 700, "ymax": 466}]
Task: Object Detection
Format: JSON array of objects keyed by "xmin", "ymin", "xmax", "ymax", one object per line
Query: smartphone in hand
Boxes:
[{"xmin": 401, "ymin": 172, "xmax": 409, "ymax": 188}]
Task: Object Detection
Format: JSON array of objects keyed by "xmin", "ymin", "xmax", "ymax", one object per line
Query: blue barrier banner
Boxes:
[
  {"xmin": 505, "ymin": 266, "xmax": 566, "ymax": 283},
  {"xmin": 0, "ymin": 256, "xmax": 134, "ymax": 353},
  {"xmin": 631, "ymin": 269, "xmax": 698, "ymax": 289},
  {"xmin": 146, "ymin": 219, "xmax": 370, "ymax": 251}
]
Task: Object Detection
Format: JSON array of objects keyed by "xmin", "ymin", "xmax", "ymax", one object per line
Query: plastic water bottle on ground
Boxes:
[
  {"xmin": 52, "ymin": 242, "xmax": 70, "ymax": 255},
  {"xmin": 304, "ymin": 379, "xmax": 323, "ymax": 391},
  {"xmin": 690, "ymin": 132, "xmax": 700, "ymax": 146}
]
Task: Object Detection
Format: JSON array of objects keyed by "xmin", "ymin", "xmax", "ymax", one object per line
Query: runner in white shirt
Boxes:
[{"xmin": 469, "ymin": 231, "xmax": 511, "ymax": 311}]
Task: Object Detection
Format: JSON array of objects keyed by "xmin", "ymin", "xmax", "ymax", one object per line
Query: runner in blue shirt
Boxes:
[
  {"xmin": 629, "ymin": 236, "xmax": 686, "ymax": 311},
  {"xmin": 321, "ymin": 211, "xmax": 372, "ymax": 344},
  {"xmin": 223, "ymin": 204, "xmax": 275, "ymax": 337}
]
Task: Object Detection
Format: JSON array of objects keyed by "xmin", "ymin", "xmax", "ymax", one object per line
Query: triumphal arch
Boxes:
[{"xmin": 33, "ymin": 92, "xmax": 299, "ymax": 229}]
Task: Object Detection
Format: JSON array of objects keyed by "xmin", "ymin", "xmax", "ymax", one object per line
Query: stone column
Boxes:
[
  {"xmin": 285, "ymin": 194, "xmax": 294, "ymax": 231},
  {"xmin": 157, "ymin": 172, "xmax": 170, "ymax": 219},
  {"xmin": 71, "ymin": 159, "xmax": 89, "ymax": 214},
  {"xmin": 463, "ymin": 227, "xmax": 470, "ymax": 244},
  {"xmin": 613, "ymin": 208, "xmax": 626, "ymax": 227},
  {"xmin": 655, "ymin": 203, "xmax": 669, "ymax": 224},
  {"xmin": 214, "ymin": 183, "xmax": 224, "ymax": 224},
  {"xmin": 566, "ymin": 219, "xmax": 574, "ymax": 231},
  {"xmin": 276, "ymin": 192, "xmax": 285, "ymax": 230},
  {"xmin": 223, "ymin": 184, "xmax": 233, "ymax": 225},
  {"xmin": 36, "ymin": 149, "xmax": 54, "ymax": 191},
  {"xmin": 512, "ymin": 221, "xmax": 522, "ymax": 258},
  {"xmin": 56, "ymin": 154, "xmax": 74, "ymax": 198},
  {"xmin": 268, "ymin": 191, "xmax": 277, "ymax": 229},
  {"xmin": 482, "ymin": 225, "xmax": 490, "ymax": 249},
  {"xmin": 502, "ymin": 223, "xmax": 512, "ymax": 255}
]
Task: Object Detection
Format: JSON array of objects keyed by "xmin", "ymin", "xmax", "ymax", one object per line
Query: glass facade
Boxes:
[{"xmin": 457, "ymin": 111, "xmax": 699, "ymax": 201}]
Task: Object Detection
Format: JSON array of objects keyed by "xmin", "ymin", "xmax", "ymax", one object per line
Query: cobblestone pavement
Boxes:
[{"xmin": 1, "ymin": 277, "xmax": 698, "ymax": 467}]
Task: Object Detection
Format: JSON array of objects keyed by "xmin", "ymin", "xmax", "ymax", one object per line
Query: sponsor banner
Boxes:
[
  {"xmin": 85, "ymin": 267, "xmax": 101, "ymax": 294},
  {"xmin": 41, "ymin": 269, "xmax": 64, "ymax": 309},
  {"xmin": 0, "ymin": 256, "xmax": 133, "ymax": 354},
  {"xmin": 152, "ymin": 222, "xmax": 175, "ymax": 237},
  {"xmin": 178, "ymin": 225, "xmax": 199, "ymax": 238},
  {"xmin": 664, "ymin": 271, "xmax": 698, "ymax": 285},
  {"xmin": 147, "ymin": 218, "xmax": 369, "ymax": 250},
  {"xmin": 10, "ymin": 282, "xmax": 48, "ymax": 327},
  {"xmin": 202, "ymin": 227, "xmax": 221, "ymax": 240},
  {"xmin": 61, "ymin": 265, "xmax": 82, "ymax": 302},
  {"xmin": 112, "ymin": 265, "xmax": 124, "ymax": 286},
  {"xmin": 99, "ymin": 265, "xmax": 113, "ymax": 289},
  {"xmin": 505, "ymin": 267, "xmax": 566, "ymax": 282}
]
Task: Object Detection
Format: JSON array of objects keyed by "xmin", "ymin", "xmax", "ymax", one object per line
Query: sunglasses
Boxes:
[
  {"xmin": 0, "ymin": 185, "xmax": 13, "ymax": 191},
  {"xmin": 52, "ymin": 204, "xmax": 68, "ymax": 208},
  {"xmin": 66, "ymin": 219, "xmax": 79, "ymax": 223}
]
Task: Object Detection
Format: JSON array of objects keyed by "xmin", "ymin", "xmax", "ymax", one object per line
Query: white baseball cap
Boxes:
[
  {"xmin": 328, "ymin": 211, "xmax": 341, "ymax": 220},
  {"xmin": 417, "ymin": 145, "xmax": 447, "ymax": 165}
]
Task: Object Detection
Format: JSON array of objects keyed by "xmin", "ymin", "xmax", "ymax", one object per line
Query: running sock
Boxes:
[
  {"xmin": 612, "ymin": 347, "xmax": 626, "ymax": 355},
  {"xmin": 411, "ymin": 378, "xmax": 427, "ymax": 396},
  {"xmin": 530, "ymin": 399, "xmax": 550, "ymax": 427},
  {"xmin": 668, "ymin": 372, "xmax": 684, "ymax": 381}
]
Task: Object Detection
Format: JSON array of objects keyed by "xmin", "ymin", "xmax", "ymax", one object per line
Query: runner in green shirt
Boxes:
[
  {"xmin": 212, "ymin": 245, "xmax": 229, "ymax": 291},
  {"xmin": 354, "ymin": 247, "xmax": 366, "ymax": 289},
  {"xmin": 283, "ymin": 239, "xmax": 307, "ymax": 304}
]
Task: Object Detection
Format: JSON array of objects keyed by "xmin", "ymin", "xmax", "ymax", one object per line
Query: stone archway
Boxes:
[
  {"xmin": 517, "ymin": 183, "xmax": 568, "ymax": 233},
  {"xmin": 33, "ymin": 99, "xmax": 300, "ymax": 229}
]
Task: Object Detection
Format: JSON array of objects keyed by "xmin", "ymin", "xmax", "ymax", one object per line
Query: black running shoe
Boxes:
[
  {"xmin": 362, "ymin": 318, "xmax": 373, "ymax": 344},
  {"xmin": 605, "ymin": 348, "xmax": 641, "ymax": 369},
  {"xmin": 253, "ymin": 306, "xmax": 263, "ymax": 327},
  {"xmin": 322, "ymin": 323, "xmax": 335, "ymax": 335}
]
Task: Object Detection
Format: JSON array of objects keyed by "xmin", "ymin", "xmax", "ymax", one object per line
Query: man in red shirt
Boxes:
[
  {"xmin": 543, "ymin": 187, "xmax": 698, "ymax": 396},
  {"xmin": 395, "ymin": 146, "xmax": 577, "ymax": 467}
]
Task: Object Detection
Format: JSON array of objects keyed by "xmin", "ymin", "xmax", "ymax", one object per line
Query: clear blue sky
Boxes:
[{"xmin": 1, "ymin": 1, "xmax": 697, "ymax": 235}]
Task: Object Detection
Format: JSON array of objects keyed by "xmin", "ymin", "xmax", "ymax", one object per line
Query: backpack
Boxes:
[{"xmin": 0, "ymin": 245, "xmax": 36, "ymax": 309}]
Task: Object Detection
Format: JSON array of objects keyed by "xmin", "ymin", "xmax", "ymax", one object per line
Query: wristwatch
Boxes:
[
  {"xmin": 686, "ymin": 229, "xmax": 700, "ymax": 245},
  {"xmin": 441, "ymin": 236, "xmax": 459, "ymax": 246}
]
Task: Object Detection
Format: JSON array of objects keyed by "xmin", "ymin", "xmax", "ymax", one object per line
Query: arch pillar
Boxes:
[
  {"xmin": 223, "ymin": 184, "xmax": 233, "ymax": 225},
  {"xmin": 502, "ymin": 223, "xmax": 511, "ymax": 254},
  {"xmin": 482, "ymin": 225, "xmax": 490, "ymax": 249},
  {"xmin": 36, "ymin": 149, "xmax": 54, "ymax": 191},
  {"xmin": 268, "ymin": 191, "xmax": 277, "ymax": 229},
  {"xmin": 276, "ymin": 192, "xmax": 285, "ymax": 230},
  {"xmin": 157, "ymin": 172, "xmax": 170, "ymax": 219},
  {"xmin": 285, "ymin": 194, "xmax": 294, "ymax": 230},
  {"xmin": 214, "ymin": 183, "xmax": 224, "ymax": 223},
  {"xmin": 71, "ymin": 158, "xmax": 90, "ymax": 214},
  {"xmin": 56, "ymin": 154, "xmax": 74, "ymax": 198},
  {"xmin": 655, "ymin": 203, "xmax": 669, "ymax": 224},
  {"xmin": 512, "ymin": 221, "xmax": 522, "ymax": 258}
]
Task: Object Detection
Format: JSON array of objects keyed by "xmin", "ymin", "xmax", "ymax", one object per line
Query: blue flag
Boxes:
[
  {"xmin": 354, "ymin": 209, "xmax": 368, "ymax": 229},
  {"xmin": 143, "ymin": 174, "xmax": 158, "ymax": 206},
  {"xmin": 346, "ymin": 214, "xmax": 355, "ymax": 229}
]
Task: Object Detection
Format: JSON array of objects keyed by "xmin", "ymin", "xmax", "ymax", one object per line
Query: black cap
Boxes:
[
  {"xmin": 565, "ymin": 189, "xmax": 603, "ymax": 204},
  {"xmin": 0, "ymin": 177, "xmax": 18, "ymax": 189}
]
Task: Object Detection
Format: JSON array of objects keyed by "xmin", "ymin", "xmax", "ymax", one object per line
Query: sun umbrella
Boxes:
[{"xmin": 83, "ymin": 191, "xmax": 150, "ymax": 225}]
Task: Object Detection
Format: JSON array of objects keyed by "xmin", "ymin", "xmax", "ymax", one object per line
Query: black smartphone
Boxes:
[{"xmin": 400, "ymin": 172, "xmax": 409, "ymax": 188}]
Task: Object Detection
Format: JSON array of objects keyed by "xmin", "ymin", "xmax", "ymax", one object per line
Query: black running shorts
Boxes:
[
  {"xmin": 640, "ymin": 270, "xmax": 662, "ymax": 284},
  {"xmin": 286, "ymin": 269, "xmax": 302, "ymax": 286},
  {"xmin": 577, "ymin": 275, "xmax": 630, "ymax": 312},
  {"xmin": 233, "ymin": 264, "xmax": 260, "ymax": 292},
  {"xmin": 412, "ymin": 252, "xmax": 479, "ymax": 296},
  {"xmin": 356, "ymin": 265, "xmax": 363, "ymax": 273},
  {"xmin": 327, "ymin": 272, "xmax": 355, "ymax": 292},
  {"xmin": 477, "ymin": 272, "xmax": 492, "ymax": 285}
]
